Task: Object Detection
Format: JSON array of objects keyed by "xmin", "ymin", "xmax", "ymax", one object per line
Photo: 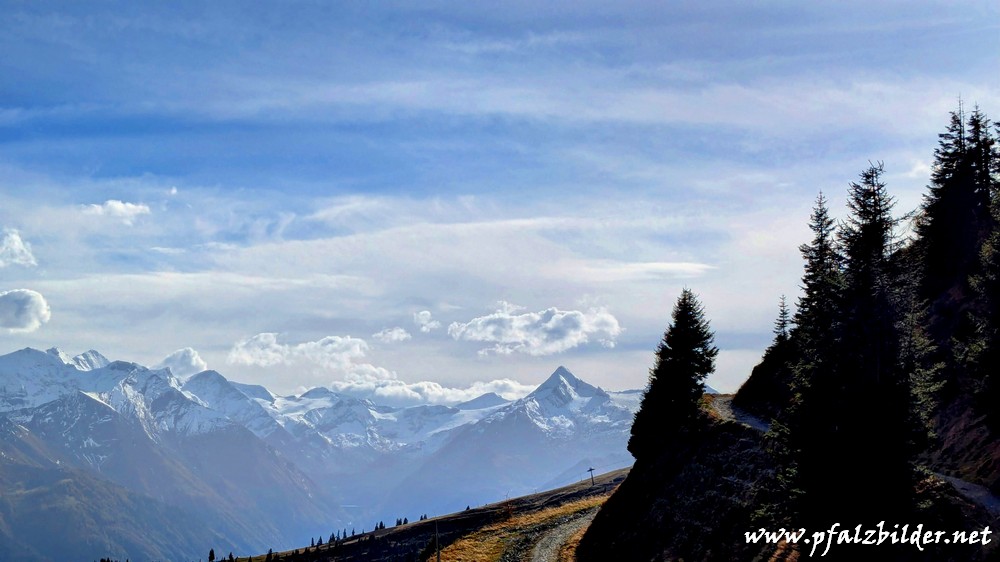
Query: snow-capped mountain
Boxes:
[
  {"xmin": 381, "ymin": 367, "xmax": 639, "ymax": 516},
  {"xmin": 0, "ymin": 347, "xmax": 640, "ymax": 561},
  {"xmin": 0, "ymin": 348, "xmax": 340, "ymax": 560}
]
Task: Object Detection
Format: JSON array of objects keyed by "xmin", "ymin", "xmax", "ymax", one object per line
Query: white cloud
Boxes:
[
  {"xmin": 329, "ymin": 375, "xmax": 535, "ymax": 408},
  {"xmin": 448, "ymin": 301, "xmax": 623, "ymax": 356},
  {"xmin": 372, "ymin": 327, "xmax": 412, "ymax": 343},
  {"xmin": 0, "ymin": 229, "xmax": 37, "ymax": 268},
  {"xmin": 227, "ymin": 333, "xmax": 393, "ymax": 378},
  {"xmin": 156, "ymin": 347, "xmax": 209, "ymax": 379},
  {"xmin": 224, "ymin": 330, "xmax": 536, "ymax": 406},
  {"xmin": 414, "ymin": 310, "xmax": 442, "ymax": 333},
  {"xmin": 0, "ymin": 289, "xmax": 51, "ymax": 333},
  {"xmin": 82, "ymin": 200, "xmax": 151, "ymax": 225}
]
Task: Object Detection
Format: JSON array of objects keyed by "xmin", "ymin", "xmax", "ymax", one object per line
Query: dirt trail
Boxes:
[
  {"xmin": 527, "ymin": 508, "xmax": 598, "ymax": 562},
  {"xmin": 936, "ymin": 473, "xmax": 1000, "ymax": 517},
  {"xmin": 708, "ymin": 394, "xmax": 770, "ymax": 433}
]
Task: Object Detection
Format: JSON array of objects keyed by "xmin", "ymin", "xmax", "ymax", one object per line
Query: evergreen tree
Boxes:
[
  {"xmin": 916, "ymin": 104, "xmax": 997, "ymax": 335},
  {"xmin": 793, "ymin": 192, "xmax": 842, "ymax": 346},
  {"xmin": 773, "ymin": 295, "xmax": 791, "ymax": 343},
  {"xmin": 758, "ymin": 192, "xmax": 843, "ymax": 522},
  {"xmin": 969, "ymin": 179, "xmax": 1000, "ymax": 425},
  {"xmin": 209, "ymin": 549, "xmax": 215, "ymax": 562},
  {"xmin": 628, "ymin": 288, "xmax": 717, "ymax": 461},
  {"xmin": 804, "ymin": 164, "xmax": 917, "ymax": 524},
  {"xmin": 731, "ymin": 294, "xmax": 799, "ymax": 421}
]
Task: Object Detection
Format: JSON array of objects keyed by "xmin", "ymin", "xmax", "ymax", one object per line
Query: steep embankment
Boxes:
[
  {"xmin": 577, "ymin": 413, "xmax": 770, "ymax": 562},
  {"xmin": 578, "ymin": 397, "xmax": 998, "ymax": 561}
]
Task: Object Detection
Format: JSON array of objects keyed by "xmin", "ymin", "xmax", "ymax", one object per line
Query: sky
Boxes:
[{"xmin": 1, "ymin": 1, "xmax": 999, "ymax": 403}]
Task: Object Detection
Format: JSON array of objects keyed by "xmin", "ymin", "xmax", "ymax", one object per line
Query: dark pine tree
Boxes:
[
  {"xmin": 760, "ymin": 192, "xmax": 844, "ymax": 523},
  {"xmin": 814, "ymin": 163, "xmax": 917, "ymax": 523},
  {"xmin": 628, "ymin": 288, "xmax": 717, "ymax": 461},
  {"xmin": 970, "ymin": 171, "xmax": 1000, "ymax": 426},
  {"xmin": 732, "ymin": 294, "xmax": 798, "ymax": 421},
  {"xmin": 774, "ymin": 294, "xmax": 791, "ymax": 343},
  {"xmin": 916, "ymin": 105, "xmax": 997, "ymax": 344}
]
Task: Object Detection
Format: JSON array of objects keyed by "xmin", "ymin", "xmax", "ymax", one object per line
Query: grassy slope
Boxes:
[{"xmin": 250, "ymin": 468, "xmax": 629, "ymax": 562}]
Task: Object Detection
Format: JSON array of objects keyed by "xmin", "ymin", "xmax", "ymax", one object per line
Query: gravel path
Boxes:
[
  {"xmin": 709, "ymin": 394, "xmax": 771, "ymax": 433},
  {"xmin": 528, "ymin": 508, "xmax": 599, "ymax": 562},
  {"xmin": 936, "ymin": 473, "xmax": 1000, "ymax": 518}
]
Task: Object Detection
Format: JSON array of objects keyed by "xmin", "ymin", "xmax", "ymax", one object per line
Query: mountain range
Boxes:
[{"xmin": 0, "ymin": 347, "xmax": 640, "ymax": 561}]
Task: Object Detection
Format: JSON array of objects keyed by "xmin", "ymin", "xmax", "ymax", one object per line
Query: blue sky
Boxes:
[{"xmin": 1, "ymin": 1, "xmax": 998, "ymax": 401}]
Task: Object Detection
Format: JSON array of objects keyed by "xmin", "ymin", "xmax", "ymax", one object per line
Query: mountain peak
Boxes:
[
  {"xmin": 455, "ymin": 392, "xmax": 509, "ymax": 410},
  {"xmin": 2, "ymin": 347, "xmax": 71, "ymax": 369},
  {"xmin": 186, "ymin": 370, "xmax": 226, "ymax": 385},
  {"xmin": 45, "ymin": 347, "xmax": 74, "ymax": 364},
  {"xmin": 73, "ymin": 350, "xmax": 110, "ymax": 371},
  {"xmin": 531, "ymin": 366, "xmax": 597, "ymax": 397},
  {"xmin": 300, "ymin": 386, "xmax": 336, "ymax": 399}
]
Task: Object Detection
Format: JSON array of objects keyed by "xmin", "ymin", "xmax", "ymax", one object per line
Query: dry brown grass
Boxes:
[{"xmin": 441, "ymin": 496, "xmax": 607, "ymax": 562}]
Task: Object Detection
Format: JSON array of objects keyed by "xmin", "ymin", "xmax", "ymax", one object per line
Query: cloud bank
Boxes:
[
  {"xmin": 328, "ymin": 376, "xmax": 536, "ymax": 408},
  {"xmin": 225, "ymin": 331, "xmax": 536, "ymax": 406},
  {"xmin": 0, "ymin": 289, "xmax": 51, "ymax": 333},
  {"xmin": 448, "ymin": 302, "xmax": 623, "ymax": 356}
]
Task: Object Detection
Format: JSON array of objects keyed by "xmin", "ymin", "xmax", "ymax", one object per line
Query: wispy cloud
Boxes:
[
  {"xmin": 0, "ymin": 229, "xmax": 37, "ymax": 268},
  {"xmin": 1, "ymin": 1, "xmax": 996, "ymax": 396}
]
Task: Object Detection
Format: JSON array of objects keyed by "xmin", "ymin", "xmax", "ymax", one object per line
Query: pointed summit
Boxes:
[
  {"xmin": 529, "ymin": 366, "xmax": 599, "ymax": 399},
  {"xmin": 73, "ymin": 350, "xmax": 111, "ymax": 371},
  {"xmin": 185, "ymin": 369, "xmax": 226, "ymax": 385}
]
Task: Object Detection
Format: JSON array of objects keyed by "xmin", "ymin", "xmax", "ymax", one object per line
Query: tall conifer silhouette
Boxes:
[{"xmin": 628, "ymin": 289, "xmax": 717, "ymax": 461}]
